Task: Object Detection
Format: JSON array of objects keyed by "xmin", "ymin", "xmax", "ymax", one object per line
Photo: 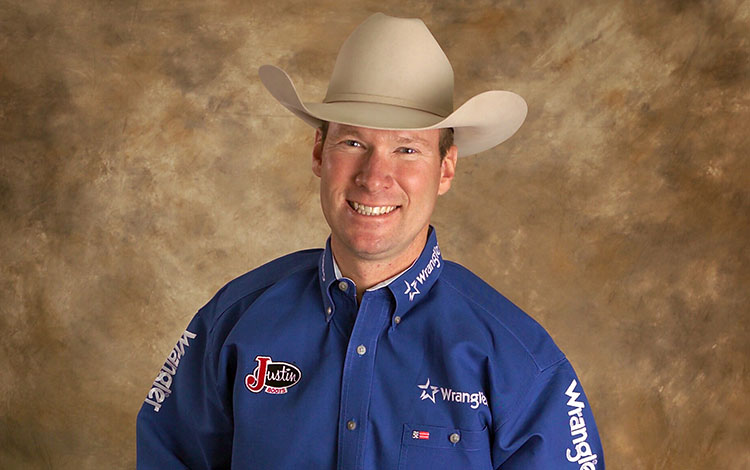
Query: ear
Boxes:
[
  {"xmin": 312, "ymin": 128, "xmax": 323, "ymax": 177},
  {"xmin": 437, "ymin": 145, "xmax": 458, "ymax": 195}
]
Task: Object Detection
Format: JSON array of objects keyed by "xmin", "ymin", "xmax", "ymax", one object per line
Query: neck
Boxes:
[{"xmin": 331, "ymin": 230, "xmax": 428, "ymax": 303}]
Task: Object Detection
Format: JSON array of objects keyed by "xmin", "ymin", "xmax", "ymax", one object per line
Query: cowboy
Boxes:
[{"xmin": 137, "ymin": 13, "xmax": 604, "ymax": 469}]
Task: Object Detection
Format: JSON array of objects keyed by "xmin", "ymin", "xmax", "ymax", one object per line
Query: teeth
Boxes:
[{"xmin": 351, "ymin": 201, "xmax": 398, "ymax": 216}]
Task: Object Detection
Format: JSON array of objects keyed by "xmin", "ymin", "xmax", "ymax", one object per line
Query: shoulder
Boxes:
[
  {"xmin": 200, "ymin": 249, "xmax": 322, "ymax": 331},
  {"xmin": 439, "ymin": 260, "xmax": 565, "ymax": 372},
  {"xmin": 213, "ymin": 249, "xmax": 321, "ymax": 311}
]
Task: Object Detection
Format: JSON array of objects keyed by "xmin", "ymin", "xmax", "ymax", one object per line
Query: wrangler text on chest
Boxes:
[
  {"xmin": 417, "ymin": 378, "xmax": 488, "ymax": 409},
  {"xmin": 245, "ymin": 355, "xmax": 302, "ymax": 394}
]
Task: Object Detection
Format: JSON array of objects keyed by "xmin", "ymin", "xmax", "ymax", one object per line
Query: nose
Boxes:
[{"xmin": 354, "ymin": 146, "xmax": 393, "ymax": 191}]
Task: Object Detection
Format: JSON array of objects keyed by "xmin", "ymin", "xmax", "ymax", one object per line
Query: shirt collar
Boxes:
[
  {"xmin": 319, "ymin": 239, "xmax": 337, "ymax": 322},
  {"xmin": 386, "ymin": 227, "xmax": 443, "ymax": 320},
  {"xmin": 332, "ymin": 256, "xmax": 412, "ymax": 291},
  {"xmin": 318, "ymin": 227, "xmax": 444, "ymax": 322}
]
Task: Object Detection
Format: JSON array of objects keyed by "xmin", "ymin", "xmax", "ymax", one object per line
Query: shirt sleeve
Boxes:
[
  {"xmin": 136, "ymin": 305, "xmax": 233, "ymax": 469},
  {"xmin": 492, "ymin": 359, "xmax": 605, "ymax": 470}
]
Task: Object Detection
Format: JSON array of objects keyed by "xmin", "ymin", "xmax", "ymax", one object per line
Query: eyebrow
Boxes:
[
  {"xmin": 392, "ymin": 135, "xmax": 431, "ymax": 146},
  {"xmin": 333, "ymin": 125, "xmax": 432, "ymax": 146},
  {"xmin": 334, "ymin": 126, "xmax": 367, "ymax": 139}
]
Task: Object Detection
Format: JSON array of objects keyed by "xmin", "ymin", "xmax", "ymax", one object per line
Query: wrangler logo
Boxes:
[
  {"xmin": 564, "ymin": 380, "xmax": 598, "ymax": 469},
  {"xmin": 404, "ymin": 244, "xmax": 441, "ymax": 301},
  {"xmin": 144, "ymin": 329, "xmax": 197, "ymax": 412}
]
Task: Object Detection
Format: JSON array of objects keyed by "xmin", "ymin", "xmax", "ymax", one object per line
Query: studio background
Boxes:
[{"xmin": 1, "ymin": 0, "xmax": 748, "ymax": 468}]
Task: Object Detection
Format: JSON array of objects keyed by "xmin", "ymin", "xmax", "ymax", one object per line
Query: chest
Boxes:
[{"xmin": 223, "ymin": 285, "xmax": 494, "ymax": 470}]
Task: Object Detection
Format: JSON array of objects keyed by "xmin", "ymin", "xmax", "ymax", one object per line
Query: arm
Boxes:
[
  {"xmin": 492, "ymin": 360, "xmax": 605, "ymax": 470},
  {"xmin": 136, "ymin": 307, "xmax": 233, "ymax": 469}
]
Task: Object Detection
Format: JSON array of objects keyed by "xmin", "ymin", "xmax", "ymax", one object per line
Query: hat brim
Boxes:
[{"xmin": 259, "ymin": 65, "xmax": 527, "ymax": 157}]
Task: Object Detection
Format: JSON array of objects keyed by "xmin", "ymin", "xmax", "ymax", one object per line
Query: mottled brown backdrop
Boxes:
[{"xmin": 1, "ymin": 0, "xmax": 748, "ymax": 468}]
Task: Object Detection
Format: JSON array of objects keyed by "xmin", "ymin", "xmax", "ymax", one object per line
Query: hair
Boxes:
[{"xmin": 318, "ymin": 121, "xmax": 454, "ymax": 160}]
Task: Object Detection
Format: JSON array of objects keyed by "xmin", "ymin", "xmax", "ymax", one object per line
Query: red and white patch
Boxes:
[
  {"xmin": 412, "ymin": 430, "xmax": 430, "ymax": 440},
  {"xmin": 245, "ymin": 355, "xmax": 302, "ymax": 395}
]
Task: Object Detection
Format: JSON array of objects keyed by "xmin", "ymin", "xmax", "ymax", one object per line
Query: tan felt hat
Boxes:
[{"xmin": 259, "ymin": 13, "xmax": 527, "ymax": 157}]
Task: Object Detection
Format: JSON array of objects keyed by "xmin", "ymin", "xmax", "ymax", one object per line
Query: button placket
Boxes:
[
  {"xmin": 328, "ymin": 279, "xmax": 359, "ymax": 338},
  {"xmin": 336, "ymin": 290, "xmax": 391, "ymax": 470}
]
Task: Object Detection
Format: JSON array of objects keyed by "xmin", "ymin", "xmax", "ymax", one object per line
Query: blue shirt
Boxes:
[{"xmin": 137, "ymin": 228, "xmax": 604, "ymax": 469}]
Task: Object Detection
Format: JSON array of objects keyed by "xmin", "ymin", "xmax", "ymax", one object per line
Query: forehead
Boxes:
[{"xmin": 327, "ymin": 123, "xmax": 440, "ymax": 147}]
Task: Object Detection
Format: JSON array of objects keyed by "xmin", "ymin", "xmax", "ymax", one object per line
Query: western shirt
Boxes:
[{"xmin": 136, "ymin": 228, "xmax": 604, "ymax": 469}]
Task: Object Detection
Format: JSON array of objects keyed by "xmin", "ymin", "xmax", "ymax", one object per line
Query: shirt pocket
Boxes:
[{"xmin": 397, "ymin": 423, "xmax": 492, "ymax": 470}]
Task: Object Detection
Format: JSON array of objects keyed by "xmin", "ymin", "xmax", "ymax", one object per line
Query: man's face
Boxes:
[{"xmin": 312, "ymin": 123, "xmax": 457, "ymax": 270}]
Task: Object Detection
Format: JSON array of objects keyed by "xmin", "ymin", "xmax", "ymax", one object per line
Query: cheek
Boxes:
[
  {"xmin": 323, "ymin": 156, "xmax": 357, "ymax": 183},
  {"xmin": 400, "ymin": 168, "xmax": 441, "ymax": 200}
]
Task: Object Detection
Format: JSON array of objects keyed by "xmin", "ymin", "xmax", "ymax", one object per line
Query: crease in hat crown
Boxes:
[
  {"xmin": 258, "ymin": 12, "xmax": 528, "ymax": 157},
  {"xmin": 323, "ymin": 13, "xmax": 454, "ymax": 118}
]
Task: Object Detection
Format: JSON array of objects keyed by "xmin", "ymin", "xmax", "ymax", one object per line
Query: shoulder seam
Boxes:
[
  {"xmin": 206, "ymin": 252, "xmax": 321, "ymax": 338},
  {"xmin": 439, "ymin": 273, "xmax": 546, "ymax": 372},
  {"xmin": 492, "ymin": 356, "xmax": 570, "ymax": 433}
]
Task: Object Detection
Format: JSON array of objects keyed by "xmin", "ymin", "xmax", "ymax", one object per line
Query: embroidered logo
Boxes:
[
  {"xmin": 417, "ymin": 377, "xmax": 488, "ymax": 410},
  {"xmin": 404, "ymin": 280, "xmax": 421, "ymax": 301},
  {"xmin": 245, "ymin": 356, "xmax": 302, "ymax": 395},
  {"xmin": 403, "ymin": 244, "xmax": 441, "ymax": 302},
  {"xmin": 412, "ymin": 430, "xmax": 430, "ymax": 440},
  {"xmin": 418, "ymin": 378, "xmax": 439, "ymax": 403},
  {"xmin": 564, "ymin": 380, "xmax": 599, "ymax": 469},
  {"xmin": 144, "ymin": 329, "xmax": 197, "ymax": 412}
]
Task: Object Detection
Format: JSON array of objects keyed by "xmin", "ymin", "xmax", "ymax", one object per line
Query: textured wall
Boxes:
[{"xmin": 1, "ymin": 0, "xmax": 748, "ymax": 468}]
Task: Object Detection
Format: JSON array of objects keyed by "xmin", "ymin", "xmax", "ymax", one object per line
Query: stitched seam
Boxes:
[
  {"xmin": 207, "ymin": 259, "xmax": 320, "ymax": 338},
  {"xmin": 440, "ymin": 275, "xmax": 547, "ymax": 371},
  {"xmin": 492, "ymin": 357, "xmax": 569, "ymax": 433}
]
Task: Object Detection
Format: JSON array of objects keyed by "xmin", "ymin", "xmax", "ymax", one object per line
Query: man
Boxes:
[{"xmin": 137, "ymin": 13, "xmax": 604, "ymax": 469}]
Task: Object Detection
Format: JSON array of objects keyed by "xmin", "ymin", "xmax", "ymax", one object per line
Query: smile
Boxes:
[{"xmin": 348, "ymin": 201, "xmax": 399, "ymax": 216}]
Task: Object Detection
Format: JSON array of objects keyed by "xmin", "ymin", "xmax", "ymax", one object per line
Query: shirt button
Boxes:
[
  {"xmin": 338, "ymin": 281, "xmax": 348, "ymax": 292},
  {"xmin": 394, "ymin": 316, "xmax": 401, "ymax": 324},
  {"xmin": 347, "ymin": 420, "xmax": 357, "ymax": 431},
  {"xmin": 356, "ymin": 344, "xmax": 366, "ymax": 356},
  {"xmin": 449, "ymin": 432, "xmax": 461, "ymax": 444},
  {"xmin": 326, "ymin": 306, "xmax": 332, "ymax": 315}
]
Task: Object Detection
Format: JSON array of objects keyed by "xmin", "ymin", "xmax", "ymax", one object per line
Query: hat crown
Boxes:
[{"xmin": 324, "ymin": 13, "xmax": 454, "ymax": 117}]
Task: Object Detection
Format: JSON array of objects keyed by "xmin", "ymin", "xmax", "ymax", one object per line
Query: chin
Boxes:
[{"xmin": 349, "ymin": 241, "xmax": 391, "ymax": 259}]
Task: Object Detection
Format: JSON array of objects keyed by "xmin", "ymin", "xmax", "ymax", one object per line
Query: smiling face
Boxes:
[{"xmin": 312, "ymin": 123, "xmax": 457, "ymax": 275}]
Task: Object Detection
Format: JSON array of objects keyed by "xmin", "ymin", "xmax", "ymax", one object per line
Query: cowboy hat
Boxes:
[{"xmin": 259, "ymin": 13, "xmax": 527, "ymax": 157}]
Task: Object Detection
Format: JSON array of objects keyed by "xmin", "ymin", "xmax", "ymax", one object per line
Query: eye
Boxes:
[
  {"xmin": 344, "ymin": 139, "xmax": 363, "ymax": 148},
  {"xmin": 397, "ymin": 147, "xmax": 418, "ymax": 154}
]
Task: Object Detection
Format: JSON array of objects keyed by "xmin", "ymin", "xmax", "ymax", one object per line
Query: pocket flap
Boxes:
[{"xmin": 401, "ymin": 423, "xmax": 488, "ymax": 451}]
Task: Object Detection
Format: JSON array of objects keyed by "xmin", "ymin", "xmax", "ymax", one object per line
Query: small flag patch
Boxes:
[{"xmin": 412, "ymin": 430, "xmax": 430, "ymax": 440}]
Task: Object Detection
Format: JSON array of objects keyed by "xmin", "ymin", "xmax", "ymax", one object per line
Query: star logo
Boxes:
[
  {"xmin": 418, "ymin": 378, "xmax": 439, "ymax": 404},
  {"xmin": 404, "ymin": 280, "xmax": 421, "ymax": 301}
]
